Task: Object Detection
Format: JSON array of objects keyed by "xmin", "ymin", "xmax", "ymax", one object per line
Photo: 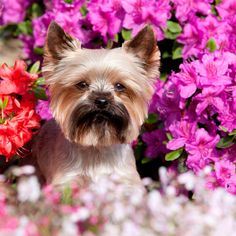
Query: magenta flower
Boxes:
[
  {"xmin": 32, "ymin": 12, "xmax": 55, "ymax": 48},
  {"xmin": 185, "ymin": 129, "xmax": 219, "ymax": 172},
  {"xmin": 36, "ymin": 100, "xmax": 52, "ymax": 121},
  {"xmin": 87, "ymin": 0, "xmax": 124, "ymax": 41},
  {"xmin": 150, "ymin": 81, "xmax": 181, "ymax": 127},
  {"xmin": 122, "ymin": 0, "xmax": 171, "ymax": 40},
  {"xmin": 195, "ymin": 53, "xmax": 231, "ymax": 87},
  {"xmin": 216, "ymin": 0, "xmax": 236, "ymax": 19},
  {"xmin": 142, "ymin": 129, "xmax": 167, "ymax": 158},
  {"xmin": 0, "ymin": 0, "xmax": 31, "ymax": 25},
  {"xmin": 171, "ymin": 63, "xmax": 198, "ymax": 99},
  {"xmin": 194, "ymin": 86, "xmax": 226, "ymax": 115},
  {"xmin": 173, "ymin": 0, "xmax": 213, "ymax": 23},
  {"xmin": 167, "ymin": 120, "xmax": 197, "ymax": 150},
  {"xmin": 45, "ymin": 0, "xmax": 85, "ymax": 12},
  {"xmin": 215, "ymin": 160, "xmax": 235, "ymax": 185}
]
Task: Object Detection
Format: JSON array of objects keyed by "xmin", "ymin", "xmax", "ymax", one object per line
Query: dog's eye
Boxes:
[
  {"xmin": 114, "ymin": 83, "xmax": 125, "ymax": 92},
  {"xmin": 76, "ymin": 81, "xmax": 89, "ymax": 90}
]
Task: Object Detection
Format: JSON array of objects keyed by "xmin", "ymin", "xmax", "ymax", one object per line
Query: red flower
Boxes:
[
  {"xmin": 0, "ymin": 60, "xmax": 41, "ymax": 161},
  {"xmin": 0, "ymin": 60, "xmax": 37, "ymax": 95}
]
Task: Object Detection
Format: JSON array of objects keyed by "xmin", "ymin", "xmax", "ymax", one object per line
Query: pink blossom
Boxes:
[
  {"xmin": 122, "ymin": 0, "xmax": 171, "ymax": 40},
  {"xmin": 173, "ymin": 0, "xmax": 213, "ymax": 22},
  {"xmin": 167, "ymin": 120, "xmax": 197, "ymax": 150},
  {"xmin": 142, "ymin": 129, "xmax": 167, "ymax": 158},
  {"xmin": 185, "ymin": 129, "xmax": 219, "ymax": 172},
  {"xmin": 215, "ymin": 160, "xmax": 235, "ymax": 185},
  {"xmin": 87, "ymin": 0, "xmax": 124, "ymax": 41}
]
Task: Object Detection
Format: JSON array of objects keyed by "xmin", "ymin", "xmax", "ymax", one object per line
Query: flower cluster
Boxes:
[
  {"xmin": 0, "ymin": 166, "xmax": 236, "ymax": 235},
  {"xmin": 0, "ymin": 0, "xmax": 172, "ymax": 60},
  {"xmin": 0, "ymin": 61, "xmax": 40, "ymax": 160},
  {"xmin": 143, "ymin": 0, "xmax": 236, "ymax": 194}
]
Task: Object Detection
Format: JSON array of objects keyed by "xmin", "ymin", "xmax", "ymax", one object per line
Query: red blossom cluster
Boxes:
[{"xmin": 0, "ymin": 60, "xmax": 40, "ymax": 160}]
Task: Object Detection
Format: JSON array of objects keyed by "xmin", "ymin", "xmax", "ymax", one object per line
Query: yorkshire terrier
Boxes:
[{"xmin": 33, "ymin": 21, "xmax": 160, "ymax": 187}]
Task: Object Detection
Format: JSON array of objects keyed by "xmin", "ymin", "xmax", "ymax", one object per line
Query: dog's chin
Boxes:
[{"xmin": 68, "ymin": 108, "xmax": 130, "ymax": 147}]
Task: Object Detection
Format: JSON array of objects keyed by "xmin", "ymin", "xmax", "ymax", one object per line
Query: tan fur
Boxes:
[{"xmin": 33, "ymin": 22, "xmax": 160, "ymax": 187}]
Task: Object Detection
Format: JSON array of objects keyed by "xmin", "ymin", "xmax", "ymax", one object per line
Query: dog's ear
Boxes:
[
  {"xmin": 123, "ymin": 26, "xmax": 160, "ymax": 79},
  {"xmin": 44, "ymin": 21, "xmax": 81, "ymax": 64}
]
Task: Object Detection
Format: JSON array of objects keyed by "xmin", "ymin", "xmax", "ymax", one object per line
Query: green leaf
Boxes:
[
  {"xmin": 114, "ymin": 33, "xmax": 119, "ymax": 43},
  {"xmin": 31, "ymin": 3, "xmax": 43, "ymax": 18},
  {"xmin": 29, "ymin": 61, "xmax": 40, "ymax": 74},
  {"xmin": 141, "ymin": 157, "xmax": 152, "ymax": 164},
  {"xmin": 32, "ymin": 87, "xmax": 47, "ymax": 100},
  {"xmin": 0, "ymin": 98, "xmax": 3, "ymax": 109},
  {"xmin": 172, "ymin": 46, "xmax": 183, "ymax": 60},
  {"xmin": 219, "ymin": 125, "xmax": 228, "ymax": 132},
  {"xmin": 2, "ymin": 97, "xmax": 8, "ymax": 110},
  {"xmin": 80, "ymin": 5, "xmax": 88, "ymax": 16},
  {"xmin": 64, "ymin": 0, "xmax": 73, "ymax": 3},
  {"xmin": 35, "ymin": 77, "xmax": 45, "ymax": 86},
  {"xmin": 164, "ymin": 31, "xmax": 180, "ymax": 40},
  {"xmin": 121, "ymin": 29, "xmax": 131, "ymax": 41},
  {"xmin": 166, "ymin": 132, "xmax": 173, "ymax": 141},
  {"xmin": 61, "ymin": 185, "xmax": 72, "ymax": 204},
  {"xmin": 165, "ymin": 148, "xmax": 184, "ymax": 161},
  {"xmin": 34, "ymin": 47, "xmax": 44, "ymax": 55},
  {"xmin": 167, "ymin": 21, "xmax": 182, "ymax": 34},
  {"xmin": 145, "ymin": 113, "xmax": 158, "ymax": 124},
  {"xmin": 162, "ymin": 51, "xmax": 171, "ymax": 59},
  {"xmin": 160, "ymin": 72, "xmax": 167, "ymax": 81},
  {"xmin": 217, "ymin": 136, "xmax": 236, "ymax": 149},
  {"xmin": 229, "ymin": 129, "xmax": 236, "ymax": 136},
  {"xmin": 215, "ymin": 0, "xmax": 222, "ymax": 5},
  {"xmin": 206, "ymin": 38, "xmax": 217, "ymax": 52},
  {"xmin": 18, "ymin": 21, "xmax": 32, "ymax": 35}
]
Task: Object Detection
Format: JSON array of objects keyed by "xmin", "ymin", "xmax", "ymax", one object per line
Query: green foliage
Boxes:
[
  {"xmin": 165, "ymin": 148, "xmax": 184, "ymax": 161},
  {"xmin": 35, "ymin": 77, "xmax": 45, "ymax": 86},
  {"xmin": 121, "ymin": 29, "xmax": 132, "ymax": 41},
  {"xmin": 17, "ymin": 21, "xmax": 32, "ymax": 35},
  {"xmin": 164, "ymin": 21, "xmax": 182, "ymax": 40},
  {"xmin": 29, "ymin": 61, "xmax": 41, "ymax": 74},
  {"xmin": 32, "ymin": 87, "xmax": 47, "ymax": 100},
  {"xmin": 145, "ymin": 113, "xmax": 158, "ymax": 124},
  {"xmin": 0, "ymin": 97, "xmax": 9, "ymax": 110},
  {"xmin": 206, "ymin": 38, "xmax": 217, "ymax": 52},
  {"xmin": 34, "ymin": 47, "xmax": 44, "ymax": 55},
  {"xmin": 61, "ymin": 185, "xmax": 73, "ymax": 205},
  {"xmin": 217, "ymin": 136, "xmax": 236, "ymax": 149}
]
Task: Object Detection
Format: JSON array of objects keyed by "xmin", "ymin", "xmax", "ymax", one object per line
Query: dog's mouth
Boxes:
[{"xmin": 69, "ymin": 103, "xmax": 130, "ymax": 142}]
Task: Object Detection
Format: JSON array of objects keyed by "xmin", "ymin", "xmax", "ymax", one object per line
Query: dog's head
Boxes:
[{"xmin": 43, "ymin": 22, "xmax": 160, "ymax": 146}]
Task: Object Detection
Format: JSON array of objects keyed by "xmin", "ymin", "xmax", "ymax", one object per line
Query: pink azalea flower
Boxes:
[
  {"xmin": 171, "ymin": 63, "xmax": 198, "ymax": 99},
  {"xmin": 195, "ymin": 53, "xmax": 231, "ymax": 87},
  {"xmin": 167, "ymin": 120, "xmax": 197, "ymax": 150},
  {"xmin": 194, "ymin": 86, "xmax": 226, "ymax": 115},
  {"xmin": 185, "ymin": 129, "xmax": 219, "ymax": 172},
  {"xmin": 0, "ymin": 0, "xmax": 31, "ymax": 25},
  {"xmin": 215, "ymin": 160, "xmax": 235, "ymax": 185},
  {"xmin": 173, "ymin": 0, "xmax": 213, "ymax": 22},
  {"xmin": 216, "ymin": 0, "xmax": 236, "ymax": 19},
  {"xmin": 142, "ymin": 129, "xmax": 167, "ymax": 158},
  {"xmin": 36, "ymin": 100, "xmax": 52, "ymax": 121},
  {"xmin": 87, "ymin": 0, "xmax": 124, "ymax": 41},
  {"xmin": 122, "ymin": 0, "xmax": 171, "ymax": 40}
]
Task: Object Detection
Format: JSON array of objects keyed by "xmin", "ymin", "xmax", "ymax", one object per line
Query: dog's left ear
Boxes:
[
  {"xmin": 123, "ymin": 26, "xmax": 160, "ymax": 79},
  {"xmin": 44, "ymin": 21, "xmax": 81, "ymax": 64}
]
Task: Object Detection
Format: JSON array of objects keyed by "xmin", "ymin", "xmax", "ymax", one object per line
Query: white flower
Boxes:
[{"xmin": 17, "ymin": 176, "xmax": 40, "ymax": 202}]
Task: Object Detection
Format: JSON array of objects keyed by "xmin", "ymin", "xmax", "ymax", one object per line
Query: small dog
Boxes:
[{"xmin": 33, "ymin": 21, "xmax": 160, "ymax": 187}]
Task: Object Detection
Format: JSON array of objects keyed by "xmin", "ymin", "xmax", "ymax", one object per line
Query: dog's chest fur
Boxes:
[{"xmin": 33, "ymin": 120, "xmax": 140, "ymax": 186}]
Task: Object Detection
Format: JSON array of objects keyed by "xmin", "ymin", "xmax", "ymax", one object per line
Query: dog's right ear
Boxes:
[{"xmin": 44, "ymin": 21, "xmax": 81, "ymax": 64}]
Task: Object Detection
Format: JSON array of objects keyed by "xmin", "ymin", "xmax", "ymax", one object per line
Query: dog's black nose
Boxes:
[{"xmin": 95, "ymin": 98, "xmax": 108, "ymax": 108}]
